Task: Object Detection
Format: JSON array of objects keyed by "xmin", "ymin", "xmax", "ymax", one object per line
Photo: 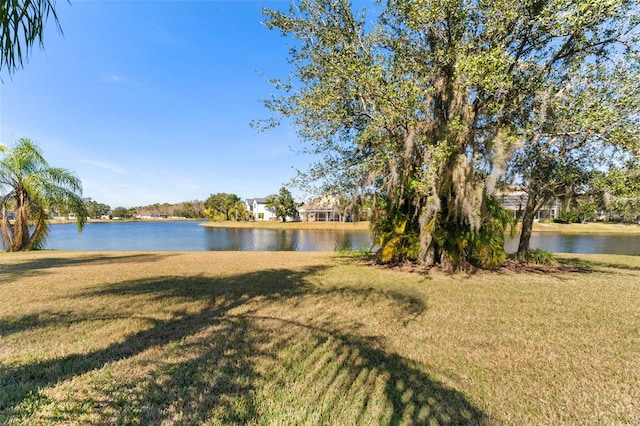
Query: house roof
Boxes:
[
  {"xmin": 500, "ymin": 193, "xmax": 528, "ymax": 210},
  {"xmin": 300, "ymin": 195, "xmax": 339, "ymax": 210},
  {"xmin": 299, "ymin": 205, "xmax": 338, "ymax": 212},
  {"xmin": 247, "ymin": 195, "xmax": 278, "ymax": 204}
]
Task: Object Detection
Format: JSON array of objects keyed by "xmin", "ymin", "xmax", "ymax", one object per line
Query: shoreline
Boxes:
[
  {"xmin": 201, "ymin": 220, "xmax": 640, "ymax": 235},
  {"xmin": 530, "ymin": 221, "xmax": 640, "ymax": 234},
  {"xmin": 47, "ymin": 218, "xmax": 204, "ymax": 225}
]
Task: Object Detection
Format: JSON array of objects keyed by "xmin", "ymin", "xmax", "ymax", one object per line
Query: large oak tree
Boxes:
[{"xmin": 261, "ymin": 0, "xmax": 638, "ymax": 270}]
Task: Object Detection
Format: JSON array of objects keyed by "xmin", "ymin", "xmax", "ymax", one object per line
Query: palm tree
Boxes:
[
  {"xmin": 0, "ymin": 138, "xmax": 88, "ymax": 251},
  {"xmin": 224, "ymin": 194, "xmax": 242, "ymax": 221}
]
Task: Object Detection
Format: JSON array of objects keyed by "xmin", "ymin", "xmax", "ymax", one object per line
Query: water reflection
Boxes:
[
  {"xmin": 504, "ymin": 233, "xmax": 640, "ymax": 255},
  {"xmin": 45, "ymin": 221, "xmax": 639, "ymax": 254},
  {"xmin": 45, "ymin": 222, "xmax": 372, "ymax": 252},
  {"xmin": 203, "ymin": 227, "xmax": 371, "ymax": 251}
]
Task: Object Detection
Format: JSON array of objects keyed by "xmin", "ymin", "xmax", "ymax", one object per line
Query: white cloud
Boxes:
[
  {"xmin": 81, "ymin": 159, "xmax": 126, "ymax": 175},
  {"xmin": 101, "ymin": 73, "xmax": 130, "ymax": 84}
]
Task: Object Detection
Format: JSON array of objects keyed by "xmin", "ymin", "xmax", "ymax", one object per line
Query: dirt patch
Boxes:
[
  {"xmin": 489, "ymin": 259, "xmax": 591, "ymax": 274},
  {"xmin": 373, "ymin": 259, "xmax": 591, "ymax": 275}
]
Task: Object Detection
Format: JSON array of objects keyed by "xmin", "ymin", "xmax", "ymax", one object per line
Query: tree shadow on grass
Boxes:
[
  {"xmin": 240, "ymin": 314, "xmax": 486, "ymax": 425},
  {"xmin": 0, "ymin": 266, "xmax": 489, "ymax": 424},
  {"xmin": 0, "ymin": 253, "xmax": 171, "ymax": 284},
  {"xmin": 557, "ymin": 256, "xmax": 640, "ymax": 273},
  {"xmin": 0, "ymin": 311, "xmax": 137, "ymax": 338}
]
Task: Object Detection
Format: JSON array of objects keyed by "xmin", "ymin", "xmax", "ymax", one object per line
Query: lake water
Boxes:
[
  {"xmin": 45, "ymin": 221, "xmax": 373, "ymax": 252},
  {"xmin": 44, "ymin": 221, "xmax": 640, "ymax": 255},
  {"xmin": 504, "ymin": 233, "xmax": 640, "ymax": 256}
]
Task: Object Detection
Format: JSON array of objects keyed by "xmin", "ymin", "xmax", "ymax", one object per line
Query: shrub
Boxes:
[
  {"xmin": 334, "ymin": 246, "xmax": 375, "ymax": 260},
  {"xmin": 525, "ymin": 249, "xmax": 556, "ymax": 265}
]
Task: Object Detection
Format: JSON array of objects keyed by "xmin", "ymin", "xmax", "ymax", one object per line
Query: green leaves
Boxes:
[
  {"xmin": 594, "ymin": 160, "xmax": 640, "ymax": 221},
  {"xmin": 265, "ymin": 187, "xmax": 298, "ymax": 222},
  {"xmin": 204, "ymin": 193, "xmax": 244, "ymax": 221}
]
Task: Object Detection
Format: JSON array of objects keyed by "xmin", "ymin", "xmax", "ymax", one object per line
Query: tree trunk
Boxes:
[
  {"xmin": 0, "ymin": 206, "xmax": 13, "ymax": 250},
  {"xmin": 12, "ymin": 210, "xmax": 30, "ymax": 251},
  {"xmin": 517, "ymin": 193, "xmax": 539, "ymax": 262}
]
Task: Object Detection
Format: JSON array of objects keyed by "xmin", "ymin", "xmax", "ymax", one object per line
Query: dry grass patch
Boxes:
[{"xmin": 1, "ymin": 251, "xmax": 639, "ymax": 424}]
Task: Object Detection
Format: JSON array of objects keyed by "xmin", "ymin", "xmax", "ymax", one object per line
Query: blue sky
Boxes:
[{"xmin": 0, "ymin": 0, "xmax": 308, "ymax": 208}]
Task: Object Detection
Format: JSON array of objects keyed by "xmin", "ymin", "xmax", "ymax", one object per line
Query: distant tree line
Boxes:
[
  {"xmin": 204, "ymin": 193, "xmax": 251, "ymax": 221},
  {"xmin": 80, "ymin": 192, "xmax": 309, "ymax": 222},
  {"xmin": 83, "ymin": 199, "xmax": 111, "ymax": 219},
  {"xmin": 204, "ymin": 187, "xmax": 300, "ymax": 222},
  {"xmin": 106, "ymin": 201, "xmax": 206, "ymax": 219}
]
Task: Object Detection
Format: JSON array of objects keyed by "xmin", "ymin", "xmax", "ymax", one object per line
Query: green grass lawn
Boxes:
[{"xmin": 1, "ymin": 251, "xmax": 639, "ymax": 424}]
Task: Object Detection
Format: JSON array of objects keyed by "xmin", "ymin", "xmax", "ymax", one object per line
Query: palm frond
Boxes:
[
  {"xmin": 0, "ymin": 0, "xmax": 63, "ymax": 74},
  {"xmin": 28, "ymin": 206, "xmax": 50, "ymax": 250}
]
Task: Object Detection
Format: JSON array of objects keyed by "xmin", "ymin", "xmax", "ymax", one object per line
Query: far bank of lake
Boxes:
[{"xmin": 203, "ymin": 219, "xmax": 640, "ymax": 234}]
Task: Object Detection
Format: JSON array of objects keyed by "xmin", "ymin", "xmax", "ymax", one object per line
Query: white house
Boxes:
[
  {"xmin": 499, "ymin": 189, "xmax": 561, "ymax": 220},
  {"xmin": 245, "ymin": 196, "xmax": 278, "ymax": 221},
  {"xmin": 298, "ymin": 195, "xmax": 342, "ymax": 222}
]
